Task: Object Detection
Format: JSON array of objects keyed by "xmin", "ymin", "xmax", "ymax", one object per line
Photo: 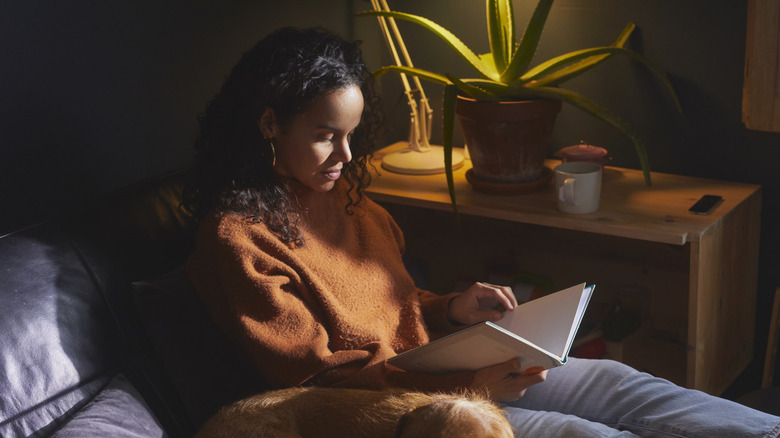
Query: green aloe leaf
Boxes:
[
  {"xmin": 521, "ymin": 46, "xmax": 643, "ymax": 83},
  {"xmin": 613, "ymin": 22, "xmax": 635, "ymax": 47},
  {"xmin": 448, "ymin": 75, "xmax": 511, "ymax": 98},
  {"xmin": 442, "ymin": 84, "xmax": 460, "ymax": 215},
  {"xmin": 487, "ymin": 0, "xmax": 515, "ymax": 72},
  {"xmin": 534, "ymin": 47, "xmax": 682, "ymax": 112},
  {"xmin": 502, "ymin": 0, "xmax": 554, "ymax": 82},
  {"xmin": 358, "ymin": 10, "xmax": 500, "ymax": 81},
  {"xmin": 479, "ymin": 52, "xmax": 496, "ymax": 68},
  {"xmin": 447, "ymin": 76, "xmax": 495, "ymax": 98},
  {"xmin": 372, "ymin": 65, "xmax": 451, "ymax": 85},
  {"xmin": 525, "ymin": 85, "xmax": 652, "ymax": 185},
  {"xmin": 527, "ymin": 23, "xmax": 633, "ymax": 86}
]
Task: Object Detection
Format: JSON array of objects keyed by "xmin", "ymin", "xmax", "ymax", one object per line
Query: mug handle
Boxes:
[{"xmin": 559, "ymin": 177, "xmax": 577, "ymax": 205}]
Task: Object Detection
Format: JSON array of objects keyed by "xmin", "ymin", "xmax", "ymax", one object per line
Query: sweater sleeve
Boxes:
[{"xmin": 417, "ymin": 290, "xmax": 464, "ymax": 337}]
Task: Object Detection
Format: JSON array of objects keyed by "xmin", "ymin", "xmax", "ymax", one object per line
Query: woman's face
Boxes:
[{"xmin": 260, "ymin": 85, "xmax": 364, "ymax": 193}]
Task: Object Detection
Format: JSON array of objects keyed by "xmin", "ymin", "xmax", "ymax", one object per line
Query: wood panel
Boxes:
[
  {"xmin": 689, "ymin": 190, "xmax": 761, "ymax": 394},
  {"xmin": 743, "ymin": 0, "xmax": 780, "ymax": 131}
]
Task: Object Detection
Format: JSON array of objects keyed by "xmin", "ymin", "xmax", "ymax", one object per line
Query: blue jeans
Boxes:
[{"xmin": 502, "ymin": 358, "xmax": 780, "ymax": 437}]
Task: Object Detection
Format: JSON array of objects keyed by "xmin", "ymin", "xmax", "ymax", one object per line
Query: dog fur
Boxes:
[{"xmin": 195, "ymin": 386, "xmax": 514, "ymax": 438}]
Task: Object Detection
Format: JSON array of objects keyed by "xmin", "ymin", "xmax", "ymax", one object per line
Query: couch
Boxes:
[{"xmin": 0, "ymin": 171, "xmax": 268, "ymax": 437}]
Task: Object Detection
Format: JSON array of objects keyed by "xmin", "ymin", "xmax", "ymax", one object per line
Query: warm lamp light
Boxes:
[{"xmin": 370, "ymin": 0, "xmax": 465, "ymax": 175}]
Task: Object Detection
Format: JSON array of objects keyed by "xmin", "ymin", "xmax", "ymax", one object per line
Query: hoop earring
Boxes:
[{"xmin": 267, "ymin": 137, "xmax": 277, "ymax": 167}]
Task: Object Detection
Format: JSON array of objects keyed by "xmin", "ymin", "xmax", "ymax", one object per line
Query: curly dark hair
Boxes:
[{"xmin": 182, "ymin": 27, "xmax": 382, "ymax": 246}]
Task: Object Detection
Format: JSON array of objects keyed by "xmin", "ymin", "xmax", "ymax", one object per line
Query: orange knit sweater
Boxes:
[{"xmin": 186, "ymin": 179, "xmax": 474, "ymax": 393}]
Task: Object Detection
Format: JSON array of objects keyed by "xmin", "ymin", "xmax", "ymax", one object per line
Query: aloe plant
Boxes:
[{"xmin": 359, "ymin": 0, "xmax": 681, "ymax": 208}]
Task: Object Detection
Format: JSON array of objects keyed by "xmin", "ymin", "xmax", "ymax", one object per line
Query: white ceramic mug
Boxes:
[{"xmin": 554, "ymin": 162, "xmax": 602, "ymax": 214}]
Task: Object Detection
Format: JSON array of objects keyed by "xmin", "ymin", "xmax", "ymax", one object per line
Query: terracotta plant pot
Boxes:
[{"xmin": 456, "ymin": 96, "xmax": 562, "ymax": 185}]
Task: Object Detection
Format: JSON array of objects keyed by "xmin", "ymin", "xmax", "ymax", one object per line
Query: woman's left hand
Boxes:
[{"xmin": 448, "ymin": 282, "xmax": 518, "ymax": 325}]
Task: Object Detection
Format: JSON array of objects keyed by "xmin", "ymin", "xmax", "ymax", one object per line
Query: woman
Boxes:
[{"xmin": 184, "ymin": 26, "xmax": 780, "ymax": 437}]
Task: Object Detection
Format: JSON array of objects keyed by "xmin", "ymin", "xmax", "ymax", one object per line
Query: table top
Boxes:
[{"xmin": 366, "ymin": 143, "xmax": 761, "ymax": 245}]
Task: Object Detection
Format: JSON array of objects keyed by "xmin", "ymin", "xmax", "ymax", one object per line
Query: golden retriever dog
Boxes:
[{"xmin": 195, "ymin": 386, "xmax": 514, "ymax": 438}]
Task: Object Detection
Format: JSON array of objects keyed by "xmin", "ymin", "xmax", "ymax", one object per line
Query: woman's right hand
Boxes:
[{"xmin": 471, "ymin": 359, "xmax": 547, "ymax": 402}]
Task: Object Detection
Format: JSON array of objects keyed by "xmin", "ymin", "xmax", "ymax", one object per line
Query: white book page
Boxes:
[{"xmin": 494, "ymin": 283, "xmax": 592, "ymax": 359}]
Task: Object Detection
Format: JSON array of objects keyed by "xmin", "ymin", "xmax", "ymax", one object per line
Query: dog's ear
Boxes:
[
  {"xmin": 394, "ymin": 406, "xmax": 425, "ymax": 438},
  {"xmin": 395, "ymin": 401, "xmax": 455, "ymax": 438}
]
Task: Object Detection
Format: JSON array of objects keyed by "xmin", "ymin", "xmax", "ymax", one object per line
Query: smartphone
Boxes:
[{"xmin": 688, "ymin": 195, "xmax": 723, "ymax": 215}]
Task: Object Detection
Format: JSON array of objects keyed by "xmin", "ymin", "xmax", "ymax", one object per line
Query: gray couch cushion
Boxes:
[
  {"xmin": 0, "ymin": 224, "xmax": 127, "ymax": 437},
  {"xmin": 51, "ymin": 374, "xmax": 165, "ymax": 437}
]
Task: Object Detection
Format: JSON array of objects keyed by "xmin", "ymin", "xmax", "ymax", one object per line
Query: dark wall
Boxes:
[
  {"xmin": 0, "ymin": 0, "xmax": 356, "ymax": 233},
  {"xmin": 357, "ymin": 0, "xmax": 780, "ymax": 392}
]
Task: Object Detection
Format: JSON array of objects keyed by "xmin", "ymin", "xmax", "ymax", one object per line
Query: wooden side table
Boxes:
[{"xmin": 367, "ymin": 143, "xmax": 762, "ymax": 395}]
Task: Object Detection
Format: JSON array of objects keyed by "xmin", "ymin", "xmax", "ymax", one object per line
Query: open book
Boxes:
[{"xmin": 389, "ymin": 282, "xmax": 595, "ymax": 375}]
